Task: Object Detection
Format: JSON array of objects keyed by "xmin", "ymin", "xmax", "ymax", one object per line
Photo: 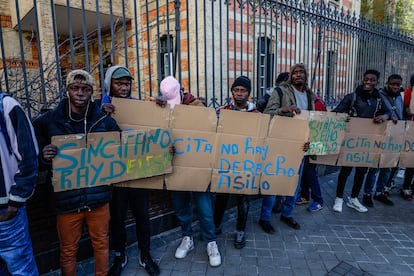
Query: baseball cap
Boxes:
[{"xmin": 112, "ymin": 67, "xmax": 134, "ymax": 80}]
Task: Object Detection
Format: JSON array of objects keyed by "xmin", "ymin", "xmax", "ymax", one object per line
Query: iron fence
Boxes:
[{"xmin": 0, "ymin": 0, "xmax": 413, "ymax": 118}]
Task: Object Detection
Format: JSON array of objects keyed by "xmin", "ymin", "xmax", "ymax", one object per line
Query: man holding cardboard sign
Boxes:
[
  {"xmin": 332, "ymin": 69, "xmax": 390, "ymax": 213},
  {"xmin": 162, "ymin": 76, "xmax": 222, "ymax": 268},
  {"xmin": 33, "ymin": 70, "xmax": 121, "ymax": 276},
  {"xmin": 260, "ymin": 64, "xmax": 315, "ymax": 232},
  {"xmin": 101, "ymin": 66, "xmax": 160, "ymax": 276},
  {"xmin": 401, "ymin": 74, "xmax": 414, "ymax": 200},
  {"xmin": 363, "ymin": 74, "xmax": 404, "ymax": 206},
  {"xmin": 213, "ymin": 75, "xmax": 259, "ymax": 249}
]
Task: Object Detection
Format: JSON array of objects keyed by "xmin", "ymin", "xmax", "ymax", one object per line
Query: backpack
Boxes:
[
  {"xmin": 348, "ymin": 91, "xmax": 381, "ymax": 118},
  {"xmin": 0, "ymin": 92, "xmax": 12, "ymax": 155},
  {"xmin": 256, "ymin": 86, "xmax": 283, "ymax": 113}
]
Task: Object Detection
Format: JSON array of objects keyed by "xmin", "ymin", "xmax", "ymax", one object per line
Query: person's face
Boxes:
[
  {"xmin": 111, "ymin": 77, "xmax": 131, "ymax": 98},
  {"xmin": 231, "ymin": 86, "xmax": 250, "ymax": 105},
  {"xmin": 67, "ymin": 83, "xmax": 92, "ymax": 110},
  {"xmin": 387, "ymin": 78, "xmax": 402, "ymax": 95},
  {"xmin": 290, "ymin": 67, "xmax": 306, "ymax": 87},
  {"xmin": 362, "ymin": 74, "xmax": 378, "ymax": 92}
]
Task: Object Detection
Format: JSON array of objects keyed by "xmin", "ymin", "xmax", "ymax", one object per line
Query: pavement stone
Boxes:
[{"xmin": 43, "ymin": 167, "xmax": 414, "ymax": 275}]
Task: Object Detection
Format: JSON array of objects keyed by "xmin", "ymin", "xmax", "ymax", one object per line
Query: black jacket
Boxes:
[
  {"xmin": 333, "ymin": 85, "xmax": 390, "ymax": 118},
  {"xmin": 33, "ymin": 98, "xmax": 121, "ymax": 214}
]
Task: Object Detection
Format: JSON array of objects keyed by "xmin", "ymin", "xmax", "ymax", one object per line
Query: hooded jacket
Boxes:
[
  {"xmin": 33, "ymin": 98, "xmax": 121, "ymax": 214},
  {"xmin": 101, "ymin": 65, "xmax": 132, "ymax": 104},
  {"xmin": 379, "ymin": 87, "xmax": 403, "ymax": 120},
  {"xmin": 0, "ymin": 95, "xmax": 38, "ymax": 209}
]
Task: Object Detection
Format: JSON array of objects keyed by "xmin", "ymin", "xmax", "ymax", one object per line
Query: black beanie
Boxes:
[{"xmin": 231, "ymin": 76, "xmax": 251, "ymax": 93}]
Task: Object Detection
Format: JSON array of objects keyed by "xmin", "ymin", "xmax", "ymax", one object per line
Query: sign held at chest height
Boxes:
[{"xmin": 52, "ymin": 128, "xmax": 173, "ymax": 192}]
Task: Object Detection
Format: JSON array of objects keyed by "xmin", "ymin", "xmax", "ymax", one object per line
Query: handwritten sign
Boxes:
[
  {"xmin": 52, "ymin": 100, "xmax": 414, "ymax": 195},
  {"xmin": 308, "ymin": 112, "xmax": 347, "ymax": 155},
  {"xmin": 167, "ymin": 104, "xmax": 217, "ymax": 192},
  {"xmin": 398, "ymin": 120, "xmax": 414, "ymax": 167},
  {"xmin": 52, "ymin": 128, "xmax": 173, "ymax": 192}
]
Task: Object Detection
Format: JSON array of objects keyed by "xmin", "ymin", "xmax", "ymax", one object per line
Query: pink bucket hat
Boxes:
[{"xmin": 160, "ymin": 76, "xmax": 181, "ymax": 109}]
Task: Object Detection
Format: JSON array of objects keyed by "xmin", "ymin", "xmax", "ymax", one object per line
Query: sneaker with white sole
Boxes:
[
  {"xmin": 346, "ymin": 197, "xmax": 368, "ymax": 213},
  {"xmin": 333, "ymin": 197, "xmax": 343, "ymax": 212},
  {"xmin": 206, "ymin": 241, "xmax": 221, "ymax": 267},
  {"xmin": 175, "ymin": 236, "xmax": 194, "ymax": 259}
]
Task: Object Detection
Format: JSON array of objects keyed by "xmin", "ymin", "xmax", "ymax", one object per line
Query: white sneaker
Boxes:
[
  {"xmin": 175, "ymin": 236, "xmax": 194, "ymax": 259},
  {"xmin": 206, "ymin": 241, "xmax": 221, "ymax": 267},
  {"xmin": 346, "ymin": 197, "xmax": 368, "ymax": 213},
  {"xmin": 333, "ymin": 197, "xmax": 343, "ymax": 212}
]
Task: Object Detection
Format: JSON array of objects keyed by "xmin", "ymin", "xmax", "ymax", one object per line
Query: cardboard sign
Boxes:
[
  {"xmin": 166, "ymin": 104, "xmax": 217, "ymax": 191},
  {"xmin": 260, "ymin": 116, "xmax": 310, "ymax": 196},
  {"xmin": 112, "ymin": 97, "xmax": 170, "ymax": 130},
  {"xmin": 398, "ymin": 121, "xmax": 414, "ymax": 167},
  {"xmin": 111, "ymin": 98, "xmax": 171, "ymax": 189},
  {"xmin": 336, "ymin": 118, "xmax": 384, "ymax": 168},
  {"xmin": 52, "ymin": 129, "xmax": 173, "ymax": 192},
  {"xmin": 307, "ymin": 112, "xmax": 347, "ymax": 155},
  {"xmin": 51, "ymin": 99, "xmax": 414, "ymax": 195},
  {"xmin": 211, "ymin": 110, "xmax": 271, "ymax": 195},
  {"xmin": 378, "ymin": 121, "xmax": 404, "ymax": 168}
]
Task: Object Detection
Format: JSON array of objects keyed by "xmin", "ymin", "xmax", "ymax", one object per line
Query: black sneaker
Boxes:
[
  {"xmin": 234, "ymin": 230, "xmax": 246, "ymax": 249},
  {"xmin": 109, "ymin": 254, "xmax": 128, "ymax": 276},
  {"xmin": 258, "ymin": 219, "xmax": 275, "ymax": 234},
  {"xmin": 373, "ymin": 193, "xmax": 394, "ymax": 206},
  {"xmin": 363, "ymin": 194, "xmax": 374, "ymax": 207},
  {"xmin": 280, "ymin": 215, "xmax": 300, "ymax": 230},
  {"xmin": 139, "ymin": 255, "xmax": 160, "ymax": 276}
]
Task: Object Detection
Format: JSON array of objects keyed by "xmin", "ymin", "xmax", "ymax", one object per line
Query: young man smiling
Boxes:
[{"xmin": 332, "ymin": 69, "xmax": 391, "ymax": 212}]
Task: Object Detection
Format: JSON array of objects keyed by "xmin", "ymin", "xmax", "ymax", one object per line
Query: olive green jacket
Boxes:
[{"xmin": 263, "ymin": 81, "xmax": 315, "ymax": 116}]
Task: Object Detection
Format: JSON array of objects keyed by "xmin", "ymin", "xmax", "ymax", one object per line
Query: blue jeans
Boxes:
[
  {"xmin": 172, "ymin": 191, "xmax": 216, "ymax": 243},
  {"xmin": 363, "ymin": 168, "xmax": 380, "ymax": 194},
  {"xmin": 299, "ymin": 156, "xmax": 323, "ymax": 203},
  {"xmin": 0, "ymin": 206, "xmax": 38, "ymax": 276},
  {"xmin": 372, "ymin": 168, "xmax": 391, "ymax": 193},
  {"xmin": 261, "ymin": 184, "xmax": 300, "ymax": 221},
  {"xmin": 260, "ymin": 158, "xmax": 303, "ymax": 220}
]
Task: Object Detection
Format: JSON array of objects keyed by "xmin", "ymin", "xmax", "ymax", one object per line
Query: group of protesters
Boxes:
[{"xmin": 0, "ymin": 62, "xmax": 413, "ymax": 276}]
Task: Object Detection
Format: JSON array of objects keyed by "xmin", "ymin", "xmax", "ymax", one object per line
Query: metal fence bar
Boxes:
[
  {"xmin": 81, "ymin": 0, "xmax": 90, "ymax": 71},
  {"xmin": 1, "ymin": 0, "xmax": 414, "ymax": 117},
  {"xmin": 0, "ymin": 18, "xmax": 9, "ymax": 92},
  {"xmin": 14, "ymin": 0, "xmax": 31, "ymax": 118},
  {"xmin": 133, "ymin": 0, "xmax": 142, "ymax": 99},
  {"xmin": 32, "ymin": 0, "xmax": 47, "ymax": 109},
  {"xmin": 66, "ymin": 0, "xmax": 75, "ymax": 70}
]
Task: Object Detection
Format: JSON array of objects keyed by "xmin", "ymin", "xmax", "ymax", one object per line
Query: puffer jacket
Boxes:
[{"xmin": 33, "ymin": 98, "xmax": 121, "ymax": 214}]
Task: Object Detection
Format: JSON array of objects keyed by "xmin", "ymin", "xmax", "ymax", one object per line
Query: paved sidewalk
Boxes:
[{"xmin": 46, "ymin": 168, "xmax": 414, "ymax": 275}]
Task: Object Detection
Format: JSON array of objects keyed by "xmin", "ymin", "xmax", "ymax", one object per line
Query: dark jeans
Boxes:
[
  {"xmin": 403, "ymin": 168, "xmax": 414, "ymax": 190},
  {"xmin": 336, "ymin": 166, "xmax": 375, "ymax": 198},
  {"xmin": 299, "ymin": 156, "xmax": 323, "ymax": 203},
  {"xmin": 214, "ymin": 194, "xmax": 249, "ymax": 231},
  {"xmin": 110, "ymin": 187, "xmax": 151, "ymax": 256},
  {"xmin": 363, "ymin": 168, "xmax": 380, "ymax": 195}
]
